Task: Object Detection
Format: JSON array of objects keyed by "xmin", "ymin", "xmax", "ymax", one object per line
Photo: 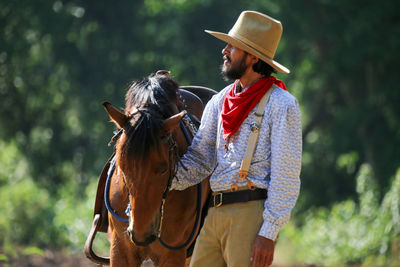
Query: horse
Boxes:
[{"xmin": 98, "ymin": 73, "xmax": 212, "ymax": 266}]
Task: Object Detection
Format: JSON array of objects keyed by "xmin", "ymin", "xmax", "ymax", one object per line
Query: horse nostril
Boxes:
[{"xmin": 127, "ymin": 229, "xmax": 137, "ymax": 244}]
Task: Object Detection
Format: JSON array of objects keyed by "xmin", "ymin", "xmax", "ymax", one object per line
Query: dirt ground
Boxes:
[
  {"xmin": 3, "ymin": 250, "xmax": 98, "ymax": 267},
  {"xmin": 2, "ymin": 251, "xmax": 300, "ymax": 267},
  {"xmin": 2, "ymin": 249, "xmax": 303, "ymax": 267},
  {"xmin": 2, "ymin": 250, "xmax": 153, "ymax": 267}
]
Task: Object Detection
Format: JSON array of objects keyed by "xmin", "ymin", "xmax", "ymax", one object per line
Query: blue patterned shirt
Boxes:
[{"xmin": 172, "ymin": 83, "xmax": 302, "ymax": 240}]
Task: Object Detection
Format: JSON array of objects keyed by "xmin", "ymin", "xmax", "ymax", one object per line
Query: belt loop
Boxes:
[{"xmin": 214, "ymin": 193, "xmax": 223, "ymax": 208}]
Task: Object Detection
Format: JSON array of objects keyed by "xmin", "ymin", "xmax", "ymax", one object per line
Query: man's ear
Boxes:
[{"xmin": 251, "ymin": 56, "xmax": 259, "ymax": 65}]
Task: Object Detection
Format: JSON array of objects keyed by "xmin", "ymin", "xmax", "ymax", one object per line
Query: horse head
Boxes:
[{"xmin": 103, "ymin": 74, "xmax": 189, "ymax": 246}]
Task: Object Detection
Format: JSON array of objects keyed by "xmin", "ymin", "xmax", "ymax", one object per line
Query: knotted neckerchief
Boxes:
[{"xmin": 221, "ymin": 76, "xmax": 287, "ymax": 141}]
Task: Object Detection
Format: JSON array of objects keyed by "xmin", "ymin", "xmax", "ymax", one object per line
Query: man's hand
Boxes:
[{"xmin": 250, "ymin": 235, "xmax": 275, "ymax": 267}]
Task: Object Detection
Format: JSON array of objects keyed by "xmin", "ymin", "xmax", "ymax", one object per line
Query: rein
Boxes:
[
  {"xmin": 104, "ymin": 112, "xmax": 202, "ymax": 250},
  {"xmin": 105, "ymin": 160, "xmax": 128, "ymax": 223}
]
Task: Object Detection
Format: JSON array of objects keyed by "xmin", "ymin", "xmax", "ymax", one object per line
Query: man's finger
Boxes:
[
  {"xmin": 268, "ymin": 252, "xmax": 274, "ymax": 266},
  {"xmin": 251, "ymin": 247, "xmax": 261, "ymax": 267}
]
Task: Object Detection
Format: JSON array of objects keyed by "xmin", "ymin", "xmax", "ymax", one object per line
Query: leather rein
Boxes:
[{"xmin": 104, "ymin": 108, "xmax": 202, "ymax": 250}]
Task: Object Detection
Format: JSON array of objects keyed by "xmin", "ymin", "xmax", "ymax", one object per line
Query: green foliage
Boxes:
[
  {"xmin": 282, "ymin": 0, "xmax": 400, "ymax": 209},
  {"xmin": 0, "ymin": 141, "xmax": 56, "ymax": 249},
  {"xmin": 22, "ymin": 246, "xmax": 45, "ymax": 257},
  {"xmin": 282, "ymin": 165, "xmax": 400, "ymax": 266},
  {"xmin": 52, "ymin": 177, "xmax": 109, "ymax": 253},
  {"xmin": 0, "ymin": 140, "xmax": 108, "ymax": 253}
]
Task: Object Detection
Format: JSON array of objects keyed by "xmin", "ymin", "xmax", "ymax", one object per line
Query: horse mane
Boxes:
[{"xmin": 117, "ymin": 74, "xmax": 180, "ymax": 162}]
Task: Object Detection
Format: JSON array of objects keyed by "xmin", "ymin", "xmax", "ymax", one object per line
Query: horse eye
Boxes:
[
  {"xmin": 160, "ymin": 168, "xmax": 168, "ymax": 175},
  {"xmin": 157, "ymin": 163, "xmax": 168, "ymax": 175}
]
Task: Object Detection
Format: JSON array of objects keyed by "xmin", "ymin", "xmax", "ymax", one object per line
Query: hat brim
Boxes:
[{"xmin": 205, "ymin": 30, "xmax": 290, "ymax": 74}]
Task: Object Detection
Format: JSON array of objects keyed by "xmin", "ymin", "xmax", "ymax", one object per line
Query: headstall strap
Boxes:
[
  {"xmin": 182, "ymin": 113, "xmax": 198, "ymax": 136},
  {"xmin": 158, "ymin": 134, "xmax": 179, "ymax": 238},
  {"xmin": 108, "ymin": 128, "xmax": 123, "ymax": 146}
]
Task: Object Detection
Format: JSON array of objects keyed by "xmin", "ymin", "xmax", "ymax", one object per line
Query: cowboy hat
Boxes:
[{"xmin": 205, "ymin": 11, "xmax": 290, "ymax": 74}]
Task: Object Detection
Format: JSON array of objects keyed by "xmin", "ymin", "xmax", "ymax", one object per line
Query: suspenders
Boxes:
[{"xmin": 217, "ymin": 86, "xmax": 274, "ymax": 192}]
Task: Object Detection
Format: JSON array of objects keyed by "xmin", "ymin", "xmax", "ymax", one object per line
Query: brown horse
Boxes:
[{"xmin": 101, "ymin": 74, "xmax": 211, "ymax": 266}]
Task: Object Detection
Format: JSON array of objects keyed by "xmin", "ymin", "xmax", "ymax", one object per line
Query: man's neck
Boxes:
[{"xmin": 239, "ymin": 70, "xmax": 263, "ymax": 90}]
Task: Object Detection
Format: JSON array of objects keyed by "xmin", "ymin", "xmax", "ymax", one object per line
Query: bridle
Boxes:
[
  {"xmin": 104, "ymin": 106, "xmax": 202, "ymax": 250},
  {"xmin": 154, "ymin": 131, "xmax": 180, "ymax": 239}
]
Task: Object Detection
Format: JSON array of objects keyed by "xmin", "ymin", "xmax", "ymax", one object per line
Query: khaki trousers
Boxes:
[{"xmin": 189, "ymin": 199, "xmax": 265, "ymax": 267}]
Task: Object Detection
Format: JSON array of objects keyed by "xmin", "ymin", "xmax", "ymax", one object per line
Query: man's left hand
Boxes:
[{"xmin": 250, "ymin": 235, "xmax": 275, "ymax": 267}]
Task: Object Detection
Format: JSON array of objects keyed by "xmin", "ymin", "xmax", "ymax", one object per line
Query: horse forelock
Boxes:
[
  {"xmin": 117, "ymin": 75, "xmax": 179, "ymax": 165},
  {"xmin": 117, "ymin": 110, "xmax": 163, "ymax": 164}
]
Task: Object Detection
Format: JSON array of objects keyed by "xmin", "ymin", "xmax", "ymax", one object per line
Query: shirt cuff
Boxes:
[{"xmin": 258, "ymin": 220, "xmax": 280, "ymax": 241}]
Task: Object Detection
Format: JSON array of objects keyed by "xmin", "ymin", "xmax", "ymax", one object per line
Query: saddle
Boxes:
[{"xmin": 85, "ymin": 86, "xmax": 217, "ymax": 265}]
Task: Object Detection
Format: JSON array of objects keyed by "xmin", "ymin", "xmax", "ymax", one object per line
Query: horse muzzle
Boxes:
[
  {"xmin": 127, "ymin": 211, "xmax": 161, "ymax": 246},
  {"xmin": 128, "ymin": 230, "xmax": 157, "ymax": 246}
]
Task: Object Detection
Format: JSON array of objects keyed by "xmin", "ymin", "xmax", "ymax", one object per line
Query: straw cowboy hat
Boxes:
[{"xmin": 205, "ymin": 11, "xmax": 290, "ymax": 74}]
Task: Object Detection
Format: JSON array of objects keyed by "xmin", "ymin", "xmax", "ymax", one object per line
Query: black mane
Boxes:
[{"xmin": 118, "ymin": 74, "xmax": 180, "ymax": 161}]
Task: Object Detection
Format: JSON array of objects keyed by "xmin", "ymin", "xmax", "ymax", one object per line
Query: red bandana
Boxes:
[{"xmin": 221, "ymin": 76, "xmax": 287, "ymax": 140}]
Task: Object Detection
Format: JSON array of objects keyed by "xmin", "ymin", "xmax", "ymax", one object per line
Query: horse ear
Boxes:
[
  {"xmin": 163, "ymin": 111, "xmax": 186, "ymax": 133},
  {"xmin": 103, "ymin": 102, "xmax": 129, "ymax": 129}
]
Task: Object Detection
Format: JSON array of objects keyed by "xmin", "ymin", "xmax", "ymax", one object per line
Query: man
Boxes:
[{"xmin": 172, "ymin": 11, "xmax": 302, "ymax": 267}]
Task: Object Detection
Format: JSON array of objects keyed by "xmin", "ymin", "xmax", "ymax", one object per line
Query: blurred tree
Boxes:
[{"xmin": 277, "ymin": 0, "xmax": 400, "ymax": 209}]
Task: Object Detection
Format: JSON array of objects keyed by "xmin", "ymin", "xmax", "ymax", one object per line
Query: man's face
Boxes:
[{"xmin": 221, "ymin": 44, "xmax": 249, "ymax": 81}]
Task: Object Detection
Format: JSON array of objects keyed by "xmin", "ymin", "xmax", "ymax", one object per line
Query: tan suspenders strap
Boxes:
[
  {"xmin": 232, "ymin": 86, "xmax": 274, "ymax": 191},
  {"xmin": 215, "ymin": 110, "xmax": 223, "ymax": 168}
]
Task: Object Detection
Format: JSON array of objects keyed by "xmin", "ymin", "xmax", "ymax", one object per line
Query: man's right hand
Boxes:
[{"xmin": 251, "ymin": 235, "xmax": 275, "ymax": 267}]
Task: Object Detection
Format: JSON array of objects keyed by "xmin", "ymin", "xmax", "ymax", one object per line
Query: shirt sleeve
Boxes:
[
  {"xmin": 171, "ymin": 95, "xmax": 220, "ymax": 191},
  {"xmin": 258, "ymin": 97, "xmax": 302, "ymax": 240}
]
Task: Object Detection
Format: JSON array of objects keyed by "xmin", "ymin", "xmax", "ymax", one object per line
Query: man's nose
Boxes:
[{"xmin": 222, "ymin": 44, "xmax": 231, "ymax": 55}]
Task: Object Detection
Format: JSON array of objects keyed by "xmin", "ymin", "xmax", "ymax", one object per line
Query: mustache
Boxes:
[{"xmin": 223, "ymin": 55, "xmax": 231, "ymax": 62}]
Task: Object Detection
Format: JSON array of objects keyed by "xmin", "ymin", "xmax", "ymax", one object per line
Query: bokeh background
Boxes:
[{"xmin": 1, "ymin": 0, "xmax": 399, "ymax": 266}]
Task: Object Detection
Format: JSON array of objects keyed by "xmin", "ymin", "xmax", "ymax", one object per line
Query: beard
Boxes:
[{"xmin": 221, "ymin": 54, "xmax": 248, "ymax": 81}]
